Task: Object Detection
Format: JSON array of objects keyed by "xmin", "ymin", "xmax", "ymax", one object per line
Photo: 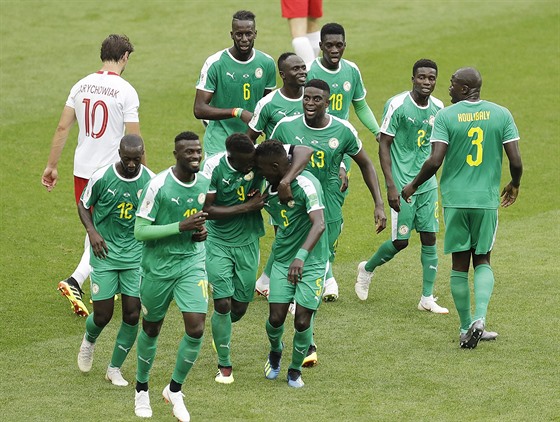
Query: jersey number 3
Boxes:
[{"xmin": 466, "ymin": 127, "xmax": 484, "ymax": 167}]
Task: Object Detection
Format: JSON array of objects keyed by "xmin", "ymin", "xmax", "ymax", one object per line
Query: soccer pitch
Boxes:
[{"xmin": 1, "ymin": 1, "xmax": 558, "ymax": 420}]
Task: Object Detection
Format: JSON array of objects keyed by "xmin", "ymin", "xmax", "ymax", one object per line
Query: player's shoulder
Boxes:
[
  {"xmin": 140, "ymin": 165, "xmax": 156, "ymax": 179},
  {"xmin": 385, "ymin": 91, "xmax": 409, "ymax": 109},
  {"xmin": 331, "ymin": 115, "xmax": 358, "ymax": 132},
  {"xmin": 254, "ymin": 49, "xmax": 275, "ymax": 62},
  {"xmin": 277, "ymin": 113, "xmax": 303, "ymax": 126},
  {"xmin": 201, "ymin": 152, "xmax": 226, "ymax": 177},
  {"xmin": 429, "ymin": 95, "xmax": 445, "ymax": 109},
  {"xmin": 89, "ymin": 163, "xmax": 114, "ymax": 184},
  {"xmin": 203, "ymin": 49, "xmax": 228, "ymax": 67},
  {"xmin": 256, "ymin": 89, "xmax": 280, "ymax": 107},
  {"xmin": 341, "ymin": 58, "xmax": 361, "ymax": 72}
]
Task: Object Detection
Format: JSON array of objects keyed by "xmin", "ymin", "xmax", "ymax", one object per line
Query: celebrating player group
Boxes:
[{"xmin": 42, "ymin": 7, "xmax": 523, "ymax": 422}]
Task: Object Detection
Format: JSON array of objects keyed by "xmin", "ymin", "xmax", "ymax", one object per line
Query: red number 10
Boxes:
[{"xmin": 82, "ymin": 98, "xmax": 108, "ymax": 139}]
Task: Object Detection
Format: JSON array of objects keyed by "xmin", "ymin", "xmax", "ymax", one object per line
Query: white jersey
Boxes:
[{"xmin": 66, "ymin": 71, "xmax": 139, "ymax": 178}]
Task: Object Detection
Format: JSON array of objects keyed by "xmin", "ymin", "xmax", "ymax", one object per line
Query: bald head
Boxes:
[
  {"xmin": 120, "ymin": 134, "xmax": 144, "ymax": 150},
  {"xmin": 449, "ymin": 67, "xmax": 482, "ymax": 103},
  {"xmin": 454, "ymin": 67, "xmax": 482, "ymax": 90}
]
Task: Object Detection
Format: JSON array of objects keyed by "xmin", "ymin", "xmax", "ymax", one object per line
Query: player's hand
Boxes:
[
  {"xmin": 191, "ymin": 225, "xmax": 207, "ymax": 242},
  {"xmin": 179, "ymin": 211, "xmax": 208, "ymax": 232},
  {"xmin": 288, "ymin": 259, "xmax": 304, "ymax": 285},
  {"xmin": 41, "ymin": 167, "xmax": 58, "ymax": 192},
  {"xmin": 501, "ymin": 182, "xmax": 519, "ymax": 208},
  {"xmin": 339, "ymin": 167, "xmax": 349, "ymax": 193},
  {"xmin": 277, "ymin": 181, "xmax": 293, "ymax": 204},
  {"xmin": 89, "ymin": 230, "xmax": 108, "ymax": 259},
  {"xmin": 401, "ymin": 183, "xmax": 416, "ymax": 203},
  {"xmin": 387, "ymin": 185, "xmax": 401, "ymax": 212},
  {"xmin": 246, "ymin": 191, "xmax": 268, "ymax": 211},
  {"xmin": 374, "ymin": 204, "xmax": 387, "ymax": 234}
]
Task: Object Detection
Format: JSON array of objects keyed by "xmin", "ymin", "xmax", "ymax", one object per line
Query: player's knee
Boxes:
[
  {"xmin": 123, "ymin": 308, "xmax": 140, "ymax": 326},
  {"xmin": 393, "ymin": 239, "xmax": 409, "ymax": 251},
  {"xmin": 293, "ymin": 317, "xmax": 311, "ymax": 332},
  {"xmin": 93, "ymin": 311, "xmax": 112, "ymax": 328},
  {"xmin": 213, "ymin": 297, "xmax": 231, "ymax": 314}
]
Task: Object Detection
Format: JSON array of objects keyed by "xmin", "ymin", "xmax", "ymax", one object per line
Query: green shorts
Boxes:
[
  {"xmin": 206, "ymin": 239, "xmax": 259, "ymax": 302},
  {"xmin": 392, "ymin": 188, "xmax": 439, "ymax": 240},
  {"xmin": 90, "ymin": 267, "xmax": 140, "ymax": 301},
  {"xmin": 327, "ymin": 219, "xmax": 343, "ymax": 263},
  {"xmin": 268, "ymin": 260, "xmax": 328, "ymax": 311},
  {"xmin": 443, "ymin": 207, "xmax": 498, "ymax": 255},
  {"xmin": 139, "ymin": 259, "xmax": 209, "ymax": 322}
]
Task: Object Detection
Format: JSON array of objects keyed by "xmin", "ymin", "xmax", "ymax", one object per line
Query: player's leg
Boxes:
[
  {"xmin": 282, "ymin": 0, "xmax": 315, "ymax": 63},
  {"xmin": 163, "ymin": 262, "xmax": 208, "ymax": 421},
  {"xmin": 106, "ymin": 268, "xmax": 141, "ymax": 386},
  {"xmin": 323, "ymin": 219, "xmax": 343, "ymax": 302},
  {"xmin": 306, "ymin": 0, "xmax": 323, "ymax": 56},
  {"xmin": 230, "ymin": 239, "xmax": 259, "ymax": 322},
  {"xmin": 256, "ymin": 225, "xmax": 277, "ymax": 298}
]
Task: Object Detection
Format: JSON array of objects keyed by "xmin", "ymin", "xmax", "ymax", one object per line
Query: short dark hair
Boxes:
[
  {"xmin": 233, "ymin": 10, "xmax": 255, "ymax": 22},
  {"xmin": 255, "ymin": 139, "xmax": 287, "ymax": 160},
  {"xmin": 413, "ymin": 59, "xmax": 438, "ymax": 76},
  {"xmin": 100, "ymin": 34, "xmax": 134, "ymax": 62},
  {"xmin": 175, "ymin": 131, "xmax": 199, "ymax": 143},
  {"xmin": 321, "ymin": 23, "xmax": 345, "ymax": 41},
  {"xmin": 226, "ymin": 133, "xmax": 255, "ymax": 153},
  {"xmin": 305, "ymin": 78, "xmax": 330, "ymax": 95},
  {"xmin": 120, "ymin": 134, "xmax": 143, "ymax": 149},
  {"xmin": 278, "ymin": 52, "xmax": 297, "ymax": 71}
]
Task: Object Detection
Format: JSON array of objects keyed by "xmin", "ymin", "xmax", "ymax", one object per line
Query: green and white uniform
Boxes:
[
  {"xmin": 271, "ymin": 114, "xmax": 362, "ymax": 258},
  {"xmin": 196, "ymin": 49, "xmax": 276, "ymax": 157},
  {"xmin": 201, "ymin": 153, "xmax": 265, "ymax": 302},
  {"xmin": 248, "ymin": 89, "xmax": 303, "ymax": 139},
  {"xmin": 380, "ymin": 91, "xmax": 444, "ymax": 239},
  {"xmin": 81, "ymin": 163, "xmax": 154, "ymax": 300},
  {"xmin": 136, "ymin": 168, "xmax": 211, "ymax": 320},
  {"xmin": 431, "ymin": 100, "xmax": 520, "ymax": 254},
  {"xmin": 264, "ymin": 170, "xmax": 329, "ymax": 310}
]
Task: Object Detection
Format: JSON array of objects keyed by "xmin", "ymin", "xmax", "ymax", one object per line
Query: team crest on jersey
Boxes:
[
  {"xmin": 198, "ymin": 193, "xmax": 206, "ymax": 204},
  {"xmin": 91, "ymin": 283, "xmax": 100, "ymax": 295},
  {"xmin": 429, "ymin": 115, "xmax": 435, "ymax": 126},
  {"xmin": 287, "ymin": 200, "xmax": 295, "ymax": 208},
  {"xmin": 244, "ymin": 171, "xmax": 254, "ymax": 181},
  {"xmin": 255, "ymin": 68, "xmax": 263, "ymax": 78},
  {"xmin": 343, "ymin": 81, "xmax": 351, "ymax": 92},
  {"xmin": 328, "ymin": 138, "xmax": 339, "ymax": 149},
  {"xmin": 398, "ymin": 225, "xmax": 409, "ymax": 236},
  {"xmin": 137, "ymin": 189, "xmax": 143, "ymax": 198}
]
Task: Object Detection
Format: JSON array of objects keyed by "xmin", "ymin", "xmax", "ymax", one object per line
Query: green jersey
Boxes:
[
  {"xmin": 196, "ymin": 48, "xmax": 276, "ymax": 157},
  {"xmin": 201, "ymin": 152, "xmax": 265, "ymax": 246},
  {"xmin": 306, "ymin": 58, "xmax": 367, "ymax": 120},
  {"xmin": 81, "ymin": 163, "xmax": 154, "ymax": 270},
  {"xmin": 270, "ymin": 114, "xmax": 362, "ymax": 223},
  {"xmin": 264, "ymin": 170, "xmax": 329, "ymax": 265},
  {"xmin": 136, "ymin": 168, "xmax": 211, "ymax": 280},
  {"xmin": 380, "ymin": 91, "xmax": 444, "ymax": 194},
  {"xmin": 431, "ymin": 100, "xmax": 520, "ymax": 209},
  {"xmin": 248, "ymin": 89, "xmax": 303, "ymax": 139}
]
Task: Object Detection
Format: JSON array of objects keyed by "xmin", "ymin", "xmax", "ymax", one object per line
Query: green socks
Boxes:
[
  {"xmin": 136, "ymin": 330, "xmax": 158, "ymax": 384},
  {"xmin": 110, "ymin": 321, "xmax": 138, "ymax": 368},
  {"xmin": 473, "ymin": 264, "xmax": 495, "ymax": 323},
  {"xmin": 290, "ymin": 325, "xmax": 313, "ymax": 372},
  {"xmin": 211, "ymin": 311, "xmax": 232, "ymax": 367},
  {"xmin": 85, "ymin": 313, "xmax": 103, "ymax": 343},
  {"xmin": 265, "ymin": 319, "xmax": 285, "ymax": 353},
  {"xmin": 450, "ymin": 270, "xmax": 471, "ymax": 332},
  {"xmin": 365, "ymin": 240, "xmax": 398, "ymax": 272},
  {"xmin": 421, "ymin": 244, "xmax": 438, "ymax": 297},
  {"xmin": 172, "ymin": 333, "xmax": 203, "ymax": 385}
]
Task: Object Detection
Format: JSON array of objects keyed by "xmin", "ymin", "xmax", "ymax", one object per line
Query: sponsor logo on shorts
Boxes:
[
  {"xmin": 398, "ymin": 225, "xmax": 409, "ymax": 235},
  {"xmin": 91, "ymin": 283, "xmax": 100, "ymax": 295}
]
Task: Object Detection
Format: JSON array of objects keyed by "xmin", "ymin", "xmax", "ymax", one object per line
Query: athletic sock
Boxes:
[
  {"xmin": 136, "ymin": 329, "xmax": 158, "ymax": 384},
  {"xmin": 290, "ymin": 325, "xmax": 313, "ymax": 372},
  {"xmin": 292, "ymin": 36, "xmax": 315, "ymax": 63},
  {"xmin": 450, "ymin": 270, "xmax": 471, "ymax": 332},
  {"xmin": 421, "ymin": 244, "xmax": 438, "ymax": 297},
  {"xmin": 85, "ymin": 313, "xmax": 103, "ymax": 343},
  {"xmin": 171, "ymin": 333, "xmax": 203, "ymax": 384},
  {"xmin": 265, "ymin": 319, "xmax": 285, "ymax": 353},
  {"xmin": 169, "ymin": 379, "xmax": 182, "ymax": 393},
  {"xmin": 326, "ymin": 260, "xmax": 334, "ymax": 280},
  {"xmin": 110, "ymin": 321, "xmax": 138, "ymax": 368},
  {"xmin": 365, "ymin": 240, "xmax": 398, "ymax": 272},
  {"xmin": 72, "ymin": 234, "xmax": 91, "ymax": 288},
  {"xmin": 473, "ymin": 264, "xmax": 495, "ymax": 323},
  {"xmin": 306, "ymin": 31, "xmax": 321, "ymax": 56},
  {"xmin": 211, "ymin": 311, "xmax": 232, "ymax": 367}
]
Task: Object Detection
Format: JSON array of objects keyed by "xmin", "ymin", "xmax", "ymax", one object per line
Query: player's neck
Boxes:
[
  {"xmin": 172, "ymin": 166, "xmax": 195, "ymax": 184},
  {"xmin": 410, "ymin": 90, "xmax": 429, "ymax": 107},
  {"xmin": 306, "ymin": 114, "xmax": 329, "ymax": 129},
  {"xmin": 320, "ymin": 57, "xmax": 339, "ymax": 71},
  {"xmin": 100, "ymin": 61, "xmax": 122, "ymax": 75},
  {"xmin": 229, "ymin": 46, "xmax": 253, "ymax": 62},
  {"xmin": 280, "ymin": 84, "xmax": 303, "ymax": 99}
]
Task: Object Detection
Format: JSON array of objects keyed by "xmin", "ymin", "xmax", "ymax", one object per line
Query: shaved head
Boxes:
[
  {"xmin": 453, "ymin": 67, "xmax": 482, "ymax": 90},
  {"xmin": 120, "ymin": 134, "xmax": 144, "ymax": 150}
]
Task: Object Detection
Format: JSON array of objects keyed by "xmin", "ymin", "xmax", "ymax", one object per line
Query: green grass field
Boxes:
[{"xmin": 1, "ymin": 1, "xmax": 559, "ymax": 421}]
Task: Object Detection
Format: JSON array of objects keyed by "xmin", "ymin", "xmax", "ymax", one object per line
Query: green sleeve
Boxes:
[
  {"xmin": 134, "ymin": 216, "xmax": 180, "ymax": 241},
  {"xmin": 353, "ymin": 98, "xmax": 380, "ymax": 135}
]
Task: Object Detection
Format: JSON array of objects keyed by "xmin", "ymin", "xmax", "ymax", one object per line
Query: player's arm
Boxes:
[
  {"xmin": 134, "ymin": 212, "xmax": 208, "ymax": 241},
  {"xmin": 193, "ymin": 89, "xmax": 252, "ymax": 124},
  {"xmin": 42, "ymin": 106, "xmax": 76, "ymax": 191},
  {"xmin": 501, "ymin": 140, "xmax": 523, "ymax": 207},
  {"xmin": 402, "ymin": 141, "xmax": 447, "ymax": 201},
  {"xmin": 246, "ymin": 127, "xmax": 262, "ymax": 142},
  {"xmin": 203, "ymin": 191, "xmax": 266, "ymax": 220},
  {"xmin": 124, "ymin": 121, "xmax": 146, "ymax": 165},
  {"xmin": 378, "ymin": 133, "xmax": 400, "ymax": 212},
  {"xmin": 351, "ymin": 148, "xmax": 387, "ymax": 233},
  {"xmin": 277, "ymin": 145, "xmax": 314, "ymax": 203},
  {"xmin": 77, "ymin": 200, "xmax": 108, "ymax": 259},
  {"xmin": 288, "ymin": 208, "xmax": 325, "ymax": 284},
  {"xmin": 352, "ymin": 98, "xmax": 380, "ymax": 137}
]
